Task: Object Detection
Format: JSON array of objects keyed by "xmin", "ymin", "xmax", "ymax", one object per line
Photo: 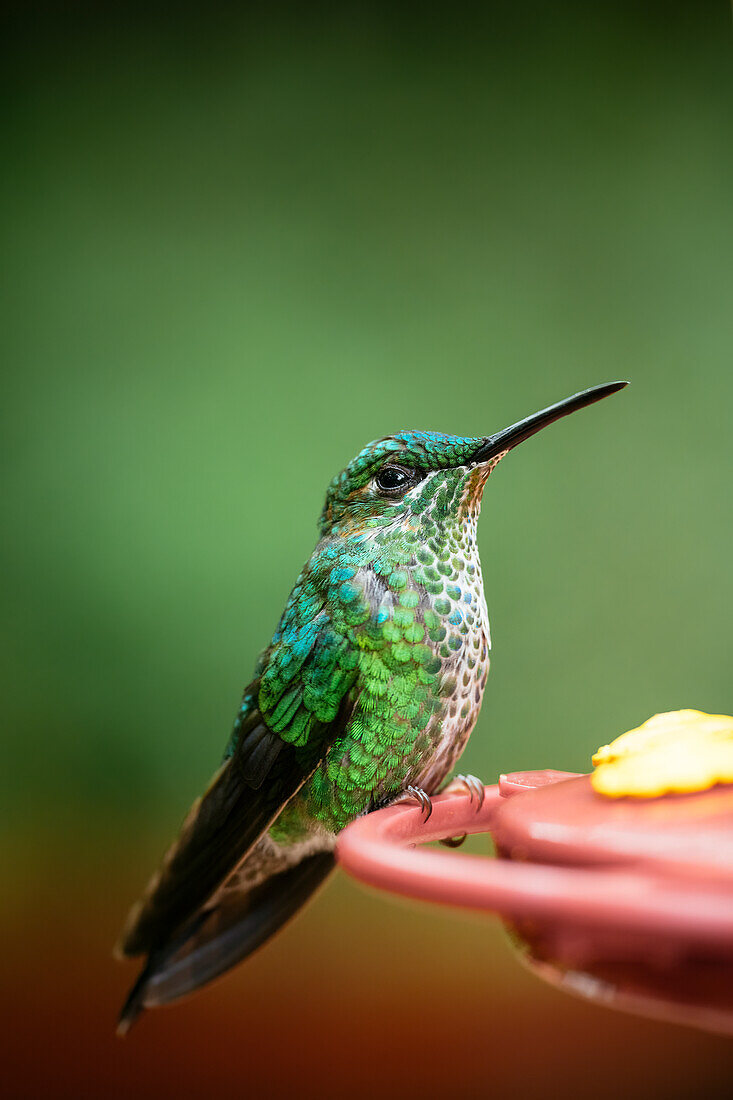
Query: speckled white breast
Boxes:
[{"xmin": 414, "ymin": 508, "xmax": 492, "ymax": 794}]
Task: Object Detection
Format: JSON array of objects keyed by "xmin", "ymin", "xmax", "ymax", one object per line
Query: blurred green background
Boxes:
[{"xmin": 3, "ymin": 2, "xmax": 733, "ymax": 1097}]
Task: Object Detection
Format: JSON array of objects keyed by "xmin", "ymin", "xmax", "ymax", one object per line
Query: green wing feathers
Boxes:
[{"xmin": 116, "ymin": 576, "xmax": 360, "ymax": 1029}]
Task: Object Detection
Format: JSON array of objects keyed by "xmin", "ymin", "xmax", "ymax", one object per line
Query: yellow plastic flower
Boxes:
[{"xmin": 591, "ymin": 709, "xmax": 733, "ymax": 798}]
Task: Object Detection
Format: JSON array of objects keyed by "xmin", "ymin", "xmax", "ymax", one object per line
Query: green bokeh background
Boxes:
[{"xmin": 3, "ymin": 3, "xmax": 733, "ymax": 1097}]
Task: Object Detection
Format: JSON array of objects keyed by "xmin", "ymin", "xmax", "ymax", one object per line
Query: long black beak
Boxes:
[{"xmin": 471, "ymin": 381, "xmax": 628, "ymax": 464}]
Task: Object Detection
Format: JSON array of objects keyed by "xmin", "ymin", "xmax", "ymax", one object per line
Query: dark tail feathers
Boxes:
[{"xmin": 118, "ymin": 850, "xmax": 334, "ymax": 1035}]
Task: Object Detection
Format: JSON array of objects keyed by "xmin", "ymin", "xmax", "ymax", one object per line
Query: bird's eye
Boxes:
[{"xmin": 375, "ymin": 464, "xmax": 416, "ymax": 494}]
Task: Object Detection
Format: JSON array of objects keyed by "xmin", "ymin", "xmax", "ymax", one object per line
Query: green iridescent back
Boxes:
[{"xmin": 227, "ymin": 431, "xmax": 494, "ymax": 839}]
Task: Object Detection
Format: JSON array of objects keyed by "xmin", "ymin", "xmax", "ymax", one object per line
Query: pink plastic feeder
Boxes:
[{"xmin": 336, "ymin": 770, "xmax": 733, "ymax": 1035}]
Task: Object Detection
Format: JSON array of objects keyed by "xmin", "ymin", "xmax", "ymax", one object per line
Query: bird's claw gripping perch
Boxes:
[
  {"xmin": 394, "ymin": 785, "xmax": 433, "ymax": 822},
  {"xmin": 442, "ymin": 773, "xmax": 486, "ymax": 811},
  {"xmin": 439, "ymin": 833, "xmax": 468, "ymax": 848},
  {"xmin": 436, "ymin": 774, "xmax": 484, "ymax": 845}
]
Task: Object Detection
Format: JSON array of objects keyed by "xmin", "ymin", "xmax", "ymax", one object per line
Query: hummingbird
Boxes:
[{"xmin": 116, "ymin": 381, "xmax": 627, "ymax": 1032}]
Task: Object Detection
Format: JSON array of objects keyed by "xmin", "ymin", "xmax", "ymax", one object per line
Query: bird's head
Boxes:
[{"xmin": 319, "ymin": 382, "xmax": 627, "ymax": 540}]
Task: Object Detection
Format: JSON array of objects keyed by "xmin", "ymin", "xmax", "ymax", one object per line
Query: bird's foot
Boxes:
[
  {"xmin": 442, "ymin": 773, "xmax": 486, "ymax": 811},
  {"xmin": 439, "ymin": 833, "xmax": 468, "ymax": 848},
  {"xmin": 393, "ymin": 785, "xmax": 433, "ymax": 822},
  {"xmin": 436, "ymin": 774, "xmax": 484, "ymax": 847}
]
